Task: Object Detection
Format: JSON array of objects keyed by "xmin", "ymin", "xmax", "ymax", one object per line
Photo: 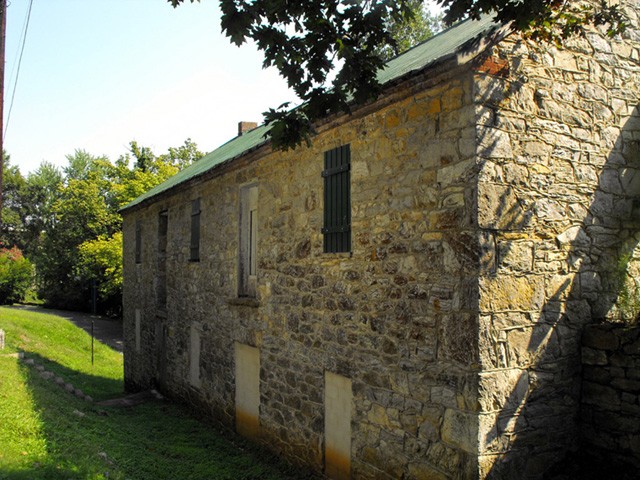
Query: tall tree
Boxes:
[
  {"xmin": 169, "ymin": 0, "xmax": 626, "ymax": 150},
  {"xmin": 0, "ymin": 153, "xmax": 27, "ymax": 249},
  {"xmin": 379, "ymin": 0, "xmax": 442, "ymax": 61},
  {"xmin": 21, "ymin": 162, "xmax": 63, "ymax": 257},
  {"xmin": 35, "ymin": 151, "xmax": 120, "ymax": 310},
  {"xmin": 29, "ymin": 140, "xmax": 202, "ymax": 313}
]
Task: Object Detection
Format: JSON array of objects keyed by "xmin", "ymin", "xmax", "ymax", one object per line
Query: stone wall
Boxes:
[
  {"xmin": 122, "ymin": 2, "xmax": 640, "ymax": 477},
  {"xmin": 581, "ymin": 323, "xmax": 640, "ymax": 475},
  {"xmin": 123, "ymin": 63, "xmax": 484, "ymax": 479},
  {"xmin": 474, "ymin": 1, "xmax": 640, "ymax": 477}
]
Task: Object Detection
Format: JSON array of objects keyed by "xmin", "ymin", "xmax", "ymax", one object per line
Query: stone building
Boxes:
[{"xmin": 121, "ymin": 4, "xmax": 639, "ymax": 479}]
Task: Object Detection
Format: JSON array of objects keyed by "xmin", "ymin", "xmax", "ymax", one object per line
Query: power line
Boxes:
[{"xmin": 5, "ymin": 0, "xmax": 34, "ymax": 138}]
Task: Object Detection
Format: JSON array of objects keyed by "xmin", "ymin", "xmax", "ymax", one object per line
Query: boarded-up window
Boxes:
[
  {"xmin": 322, "ymin": 145, "xmax": 351, "ymax": 253},
  {"xmin": 135, "ymin": 220, "xmax": 142, "ymax": 264},
  {"xmin": 189, "ymin": 324, "xmax": 201, "ymax": 388},
  {"xmin": 190, "ymin": 198, "xmax": 201, "ymax": 262},
  {"xmin": 235, "ymin": 343, "xmax": 260, "ymax": 438},
  {"xmin": 325, "ymin": 371, "xmax": 352, "ymax": 480},
  {"xmin": 239, "ymin": 185, "xmax": 258, "ymax": 297}
]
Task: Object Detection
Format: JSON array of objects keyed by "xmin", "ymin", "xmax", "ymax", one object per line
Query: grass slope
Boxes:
[{"xmin": 0, "ymin": 307, "xmax": 306, "ymax": 480}]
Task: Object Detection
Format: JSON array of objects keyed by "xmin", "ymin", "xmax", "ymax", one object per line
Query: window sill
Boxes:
[{"xmin": 226, "ymin": 297, "xmax": 260, "ymax": 308}]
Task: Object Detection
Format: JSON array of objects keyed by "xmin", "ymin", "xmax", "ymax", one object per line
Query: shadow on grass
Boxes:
[
  {"xmin": 23, "ymin": 351, "xmax": 124, "ymax": 401},
  {"xmin": 0, "ymin": 355, "xmax": 311, "ymax": 480}
]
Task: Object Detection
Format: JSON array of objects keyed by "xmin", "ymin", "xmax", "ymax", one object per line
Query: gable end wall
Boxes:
[{"xmin": 474, "ymin": 2, "xmax": 640, "ymax": 476}]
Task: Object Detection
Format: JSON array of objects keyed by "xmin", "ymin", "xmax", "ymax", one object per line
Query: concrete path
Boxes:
[{"xmin": 7, "ymin": 305, "xmax": 124, "ymax": 353}]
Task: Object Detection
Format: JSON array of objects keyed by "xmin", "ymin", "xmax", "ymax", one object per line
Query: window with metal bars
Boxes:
[
  {"xmin": 322, "ymin": 144, "xmax": 351, "ymax": 253},
  {"xmin": 190, "ymin": 198, "xmax": 201, "ymax": 262}
]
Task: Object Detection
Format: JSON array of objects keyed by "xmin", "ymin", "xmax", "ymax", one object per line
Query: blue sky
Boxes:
[
  {"xmin": 4, "ymin": 0, "xmax": 441, "ymax": 173},
  {"xmin": 4, "ymin": 0, "xmax": 297, "ymax": 172}
]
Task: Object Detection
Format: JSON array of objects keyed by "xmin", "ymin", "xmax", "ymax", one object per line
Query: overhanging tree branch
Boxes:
[{"xmin": 169, "ymin": 0, "xmax": 626, "ymax": 150}]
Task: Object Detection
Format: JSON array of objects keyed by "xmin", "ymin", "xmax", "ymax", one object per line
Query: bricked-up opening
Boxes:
[
  {"xmin": 322, "ymin": 145, "xmax": 351, "ymax": 253},
  {"xmin": 235, "ymin": 343, "xmax": 260, "ymax": 438},
  {"xmin": 190, "ymin": 198, "xmax": 201, "ymax": 262},
  {"xmin": 325, "ymin": 372, "xmax": 352, "ymax": 480},
  {"xmin": 157, "ymin": 211, "xmax": 168, "ymax": 310},
  {"xmin": 135, "ymin": 220, "xmax": 142, "ymax": 264},
  {"xmin": 238, "ymin": 184, "xmax": 258, "ymax": 297}
]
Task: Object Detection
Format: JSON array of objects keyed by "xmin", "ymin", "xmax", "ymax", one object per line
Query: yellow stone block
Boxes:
[
  {"xmin": 368, "ymin": 403, "xmax": 391, "ymax": 428},
  {"xmin": 385, "ymin": 112, "xmax": 401, "ymax": 128},
  {"xmin": 426, "ymin": 98, "xmax": 441, "ymax": 115},
  {"xmin": 479, "ymin": 275, "xmax": 545, "ymax": 312},
  {"xmin": 441, "ymin": 87, "xmax": 464, "ymax": 112},
  {"xmin": 421, "ymin": 232, "xmax": 443, "ymax": 241}
]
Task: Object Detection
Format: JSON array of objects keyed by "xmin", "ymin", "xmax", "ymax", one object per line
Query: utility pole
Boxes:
[{"xmin": 0, "ymin": 0, "xmax": 5, "ymax": 230}]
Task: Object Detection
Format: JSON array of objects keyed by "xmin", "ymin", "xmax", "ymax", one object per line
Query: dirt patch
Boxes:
[{"xmin": 96, "ymin": 390, "xmax": 163, "ymax": 407}]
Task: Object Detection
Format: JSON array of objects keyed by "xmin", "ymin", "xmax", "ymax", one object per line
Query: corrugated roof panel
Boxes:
[{"xmin": 122, "ymin": 14, "xmax": 498, "ymax": 212}]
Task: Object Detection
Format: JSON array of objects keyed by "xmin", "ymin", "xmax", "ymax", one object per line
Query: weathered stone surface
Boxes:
[
  {"xmin": 120, "ymin": 3, "xmax": 640, "ymax": 478},
  {"xmin": 474, "ymin": 4, "xmax": 640, "ymax": 475},
  {"xmin": 582, "ymin": 347, "xmax": 609, "ymax": 366},
  {"xmin": 583, "ymin": 327, "xmax": 619, "ymax": 350},
  {"xmin": 581, "ymin": 324, "xmax": 640, "ymax": 470},
  {"xmin": 479, "ymin": 276, "xmax": 545, "ymax": 312},
  {"xmin": 441, "ymin": 409, "xmax": 478, "ymax": 454}
]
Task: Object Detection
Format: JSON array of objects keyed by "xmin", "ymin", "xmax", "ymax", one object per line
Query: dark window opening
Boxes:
[
  {"xmin": 135, "ymin": 220, "xmax": 142, "ymax": 264},
  {"xmin": 157, "ymin": 210, "xmax": 168, "ymax": 309},
  {"xmin": 190, "ymin": 198, "xmax": 201, "ymax": 262}
]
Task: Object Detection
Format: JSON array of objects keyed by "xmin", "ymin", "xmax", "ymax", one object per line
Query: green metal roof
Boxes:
[{"xmin": 122, "ymin": 14, "xmax": 499, "ymax": 212}]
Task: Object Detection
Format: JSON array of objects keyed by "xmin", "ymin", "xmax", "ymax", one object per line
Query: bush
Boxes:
[{"xmin": 0, "ymin": 246, "xmax": 33, "ymax": 305}]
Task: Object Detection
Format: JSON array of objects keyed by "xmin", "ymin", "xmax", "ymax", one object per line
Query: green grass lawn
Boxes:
[{"xmin": 0, "ymin": 307, "xmax": 306, "ymax": 480}]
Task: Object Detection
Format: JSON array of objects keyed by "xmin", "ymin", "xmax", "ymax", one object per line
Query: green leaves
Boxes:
[
  {"xmin": 0, "ymin": 246, "xmax": 33, "ymax": 305},
  {"xmin": 0, "ymin": 140, "xmax": 202, "ymax": 313},
  {"xmin": 167, "ymin": 0, "xmax": 627, "ymax": 151},
  {"xmin": 217, "ymin": 0, "xmax": 416, "ymax": 150},
  {"xmin": 78, "ymin": 232, "xmax": 124, "ymax": 301}
]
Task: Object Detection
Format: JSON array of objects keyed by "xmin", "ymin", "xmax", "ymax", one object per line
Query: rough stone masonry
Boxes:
[{"xmin": 121, "ymin": 2, "xmax": 640, "ymax": 478}]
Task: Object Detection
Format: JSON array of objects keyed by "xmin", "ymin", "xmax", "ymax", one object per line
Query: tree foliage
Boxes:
[
  {"xmin": 169, "ymin": 0, "xmax": 626, "ymax": 150},
  {"xmin": 0, "ymin": 140, "xmax": 202, "ymax": 314},
  {"xmin": 0, "ymin": 155, "xmax": 27, "ymax": 250},
  {"xmin": 0, "ymin": 246, "xmax": 33, "ymax": 305},
  {"xmin": 379, "ymin": 0, "xmax": 442, "ymax": 61},
  {"xmin": 77, "ymin": 232, "xmax": 124, "ymax": 314}
]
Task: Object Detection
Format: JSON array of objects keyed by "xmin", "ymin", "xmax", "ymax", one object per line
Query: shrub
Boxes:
[{"xmin": 0, "ymin": 246, "xmax": 33, "ymax": 305}]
